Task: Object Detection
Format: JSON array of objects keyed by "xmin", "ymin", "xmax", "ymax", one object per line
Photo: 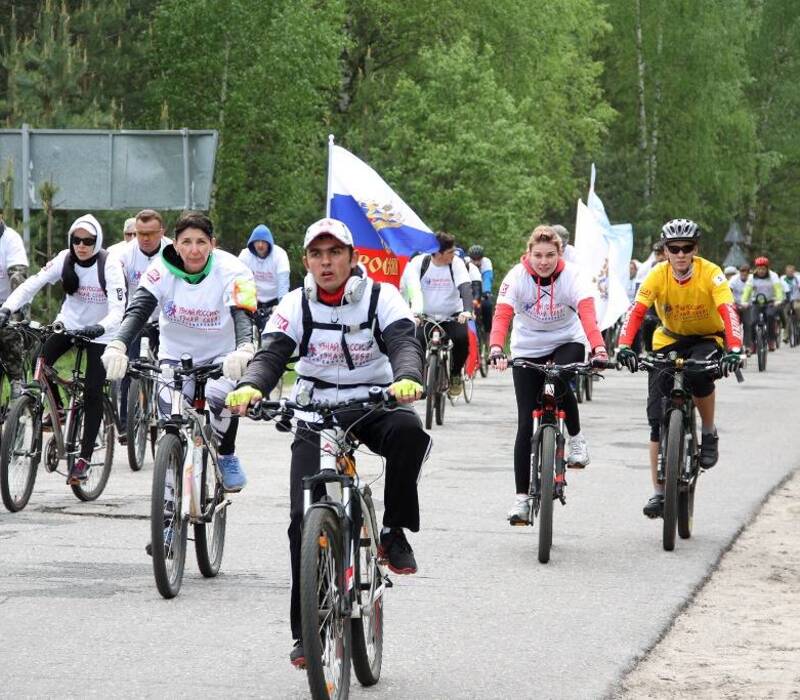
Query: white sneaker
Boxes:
[
  {"xmin": 567, "ymin": 433, "xmax": 590, "ymax": 468},
  {"xmin": 507, "ymin": 496, "xmax": 530, "ymax": 525}
]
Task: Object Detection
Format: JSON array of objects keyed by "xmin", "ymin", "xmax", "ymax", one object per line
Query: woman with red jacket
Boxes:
[{"xmin": 489, "ymin": 225, "xmax": 607, "ymax": 524}]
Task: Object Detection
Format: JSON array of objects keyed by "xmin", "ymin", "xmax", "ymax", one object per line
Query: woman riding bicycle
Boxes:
[
  {"xmin": 101, "ymin": 211, "xmax": 257, "ymax": 492},
  {"xmin": 489, "ymin": 225, "xmax": 607, "ymax": 524},
  {"xmin": 0, "ymin": 214, "xmax": 126, "ymax": 484}
]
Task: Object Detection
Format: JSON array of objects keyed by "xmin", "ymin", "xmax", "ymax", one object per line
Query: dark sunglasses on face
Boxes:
[
  {"xmin": 666, "ymin": 243, "xmax": 695, "ymax": 255},
  {"xmin": 71, "ymin": 235, "xmax": 96, "ymax": 247}
]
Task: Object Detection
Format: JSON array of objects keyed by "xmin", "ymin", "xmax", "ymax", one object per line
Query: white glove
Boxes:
[
  {"xmin": 223, "ymin": 342, "xmax": 255, "ymax": 381},
  {"xmin": 101, "ymin": 340, "xmax": 129, "ymax": 380},
  {"xmin": 457, "ymin": 311, "xmax": 473, "ymax": 324}
]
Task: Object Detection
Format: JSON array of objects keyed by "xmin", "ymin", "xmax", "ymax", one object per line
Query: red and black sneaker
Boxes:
[
  {"xmin": 290, "ymin": 640, "xmax": 306, "ymax": 669},
  {"xmin": 67, "ymin": 457, "xmax": 90, "ymax": 485},
  {"xmin": 377, "ymin": 529, "xmax": 418, "ymax": 575}
]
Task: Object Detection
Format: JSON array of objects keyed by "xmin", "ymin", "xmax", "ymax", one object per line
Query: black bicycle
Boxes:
[
  {"xmin": 510, "ymin": 357, "xmax": 613, "ymax": 563},
  {"xmin": 785, "ymin": 301, "xmax": 799, "ymax": 348},
  {"xmin": 249, "ymin": 388, "xmax": 396, "ymax": 699},
  {"xmin": 125, "ymin": 323, "xmax": 160, "ymax": 471},
  {"xmin": 417, "ymin": 314, "xmax": 456, "ymax": 429},
  {"xmin": 751, "ymin": 293, "xmax": 772, "ymax": 372},
  {"xmin": 0, "ymin": 321, "xmax": 115, "ymax": 512},
  {"xmin": 639, "ymin": 354, "xmax": 743, "ymax": 551}
]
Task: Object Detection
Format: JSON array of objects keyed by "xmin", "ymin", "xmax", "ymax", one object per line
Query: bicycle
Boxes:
[
  {"xmin": 0, "ymin": 320, "xmax": 115, "ymax": 512},
  {"xmin": 417, "ymin": 313, "xmax": 456, "ymax": 429},
  {"xmin": 473, "ymin": 307, "xmax": 490, "ymax": 378},
  {"xmin": 751, "ymin": 294, "xmax": 772, "ymax": 372},
  {"xmin": 639, "ymin": 354, "xmax": 743, "ymax": 551},
  {"xmin": 130, "ymin": 356, "xmax": 229, "ymax": 599},
  {"xmin": 510, "ymin": 357, "xmax": 613, "ymax": 563},
  {"xmin": 125, "ymin": 323, "xmax": 160, "ymax": 472},
  {"xmin": 786, "ymin": 301, "xmax": 800, "ymax": 348},
  {"xmin": 249, "ymin": 387, "xmax": 395, "ymax": 700}
]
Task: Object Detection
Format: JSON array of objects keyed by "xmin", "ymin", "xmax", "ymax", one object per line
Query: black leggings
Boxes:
[
  {"xmin": 416, "ymin": 319, "xmax": 468, "ymax": 376},
  {"xmin": 42, "ymin": 334, "xmax": 106, "ymax": 460},
  {"xmin": 511, "ymin": 342, "xmax": 585, "ymax": 494}
]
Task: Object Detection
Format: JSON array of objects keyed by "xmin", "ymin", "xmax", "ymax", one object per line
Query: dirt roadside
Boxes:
[{"xmin": 616, "ymin": 469, "xmax": 800, "ymax": 699}]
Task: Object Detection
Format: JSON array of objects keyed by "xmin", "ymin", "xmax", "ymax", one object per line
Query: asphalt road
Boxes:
[{"xmin": 1, "ymin": 348, "xmax": 797, "ymax": 699}]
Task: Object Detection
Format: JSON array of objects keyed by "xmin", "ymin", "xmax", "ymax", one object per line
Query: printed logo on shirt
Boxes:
[
  {"xmin": 75, "ymin": 285, "xmax": 107, "ymax": 305},
  {"xmin": 499, "ymin": 281, "xmax": 510, "ymax": 297},
  {"xmin": 638, "ymin": 287, "xmax": 653, "ymax": 299},
  {"xmin": 254, "ymin": 270, "xmax": 275, "ymax": 282},
  {"xmin": 163, "ymin": 300, "xmax": 221, "ymax": 328},
  {"xmin": 423, "ymin": 277, "xmax": 454, "ymax": 290},
  {"xmin": 663, "ymin": 303, "xmax": 710, "ymax": 322},
  {"xmin": 116, "ymin": 288, "xmax": 124, "ymax": 301},
  {"xmin": 268, "ymin": 313, "xmax": 290, "ymax": 333},
  {"xmin": 522, "ymin": 300, "xmax": 567, "ymax": 323},
  {"xmin": 147, "ymin": 269, "xmax": 161, "ymax": 284},
  {"xmin": 307, "ymin": 339, "xmax": 375, "ymax": 367},
  {"xmin": 712, "ymin": 273, "xmax": 725, "ymax": 286}
]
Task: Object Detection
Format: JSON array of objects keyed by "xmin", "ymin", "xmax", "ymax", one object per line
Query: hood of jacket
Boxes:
[
  {"xmin": 67, "ymin": 213, "xmax": 104, "ymax": 251},
  {"xmin": 247, "ymin": 224, "xmax": 274, "ymax": 256}
]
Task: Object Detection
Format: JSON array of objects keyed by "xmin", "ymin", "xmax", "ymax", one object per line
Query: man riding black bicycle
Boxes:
[
  {"xmin": 617, "ymin": 219, "xmax": 743, "ymax": 519},
  {"xmin": 225, "ymin": 217, "xmax": 431, "ymax": 669}
]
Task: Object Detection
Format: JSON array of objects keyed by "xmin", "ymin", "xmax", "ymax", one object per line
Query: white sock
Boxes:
[
  {"xmin": 515, "ymin": 493, "xmax": 528, "ymax": 502},
  {"xmin": 569, "ymin": 431, "xmax": 583, "ymax": 440}
]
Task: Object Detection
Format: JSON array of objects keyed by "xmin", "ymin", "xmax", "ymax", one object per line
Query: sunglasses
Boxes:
[
  {"xmin": 666, "ymin": 243, "xmax": 695, "ymax": 255},
  {"xmin": 71, "ymin": 235, "xmax": 96, "ymax": 247}
]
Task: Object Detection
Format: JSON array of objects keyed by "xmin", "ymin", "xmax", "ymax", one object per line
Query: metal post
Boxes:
[
  {"xmin": 326, "ymin": 134, "xmax": 335, "ymax": 217},
  {"xmin": 182, "ymin": 128, "xmax": 191, "ymax": 209},
  {"xmin": 21, "ymin": 123, "xmax": 30, "ymax": 252}
]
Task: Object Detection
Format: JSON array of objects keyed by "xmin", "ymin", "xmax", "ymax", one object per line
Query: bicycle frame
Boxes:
[{"xmin": 419, "ymin": 314, "xmax": 455, "ymax": 393}]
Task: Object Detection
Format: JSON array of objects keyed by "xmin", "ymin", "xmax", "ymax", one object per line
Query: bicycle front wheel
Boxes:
[
  {"xmin": 70, "ymin": 400, "xmax": 115, "ymax": 502},
  {"xmin": 0, "ymin": 394, "xmax": 42, "ymax": 512},
  {"xmin": 300, "ymin": 507, "xmax": 351, "ymax": 700},
  {"xmin": 424, "ymin": 355, "xmax": 437, "ymax": 430},
  {"xmin": 462, "ymin": 370, "xmax": 474, "ymax": 403},
  {"xmin": 195, "ymin": 437, "xmax": 227, "ymax": 577},
  {"xmin": 351, "ymin": 493, "xmax": 383, "ymax": 686},
  {"xmin": 756, "ymin": 325, "xmax": 767, "ymax": 371},
  {"xmin": 662, "ymin": 410, "xmax": 683, "ymax": 551},
  {"xmin": 151, "ymin": 432, "xmax": 188, "ymax": 599},
  {"xmin": 584, "ymin": 372, "xmax": 594, "ymax": 401},
  {"xmin": 126, "ymin": 377, "xmax": 150, "ymax": 471},
  {"xmin": 537, "ymin": 426, "xmax": 556, "ymax": 564}
]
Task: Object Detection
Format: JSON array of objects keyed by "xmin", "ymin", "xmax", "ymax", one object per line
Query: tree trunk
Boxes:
[{"xmin": 634, "ymin": 0, "xmax": 650, "ymax": 207}]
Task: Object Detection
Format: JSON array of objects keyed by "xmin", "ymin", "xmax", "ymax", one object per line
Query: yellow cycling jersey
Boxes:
[{"xmin": 635, "ymin": 256, "xmax": 734, "ymax": 349}]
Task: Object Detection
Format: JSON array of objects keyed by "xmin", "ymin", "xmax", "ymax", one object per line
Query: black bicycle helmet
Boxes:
[{"xmin": 468, "ymin": 244, "xmax": 484, "ymax": 258}]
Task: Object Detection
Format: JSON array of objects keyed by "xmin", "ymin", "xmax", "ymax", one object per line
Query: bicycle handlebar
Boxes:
[
  {"xmin": 509, "ymin": 358, "xmax": 618, "ymax": 374},
  {"xmin": 247, "ymin": 385, "xmax": 398, "ymax": 422},
  {"xmin": 128, "ymin": 358, "xmax": 223, "ymax": 381}
]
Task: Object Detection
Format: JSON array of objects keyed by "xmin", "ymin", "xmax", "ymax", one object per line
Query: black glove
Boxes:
[
  {"xmin": 0, "ymin": 307, "xmax": 10, "ymax": 328},
  {"xmin": 617, "ymin": 346, "xmax": 638, "ymax": 373},
  {"xmin": 720, "ymin": 349, "xmax": 743, "ymax": 377},
  {"xmin": 77, "ymin": 324, "xmax": 105, "ymax": 340},
  {"xmin": 489, "ymin": 349, "xmax": 506, "ymax": 366}
]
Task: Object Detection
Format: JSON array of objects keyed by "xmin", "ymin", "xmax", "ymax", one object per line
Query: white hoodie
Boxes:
[{"xmin": 2, "ymin": 214, "xmax": 126, "ymax": 344}]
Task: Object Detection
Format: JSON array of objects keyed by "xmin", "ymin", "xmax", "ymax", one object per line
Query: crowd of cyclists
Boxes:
[{"xmin": 0, "ymin": 206, "xmax": 792, "ymax": 677}]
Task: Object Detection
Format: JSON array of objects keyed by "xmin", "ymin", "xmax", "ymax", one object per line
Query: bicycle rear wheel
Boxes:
[
  {"xmin": 351, "ymin": 492, "xmax": 383, "ymax": 687},
  {"xmin": 424, "ymin": 355, "xmax": 437, "ymax": 430},
  {"xmin": 478, "ymin": 333, "xmax": 488, "ymax": 378},
  {"xmin": 537, "ymin": 426, "xmax": 556, "ymax": 564},
  {"xmin": 300, "ymin": 507, "xmax": 351, "ymax": 700},
  {"xmin": 195, "ymin": 433, "xmax": 227, "ymax": 577},
  {"xmin": 126, "ymin": 377, "xmax": 150, "ymax": 471},
  {"xmin": 584, "ymin": 372, "xmax": 594, "ymax": 401},
  {"xmin": 0, "ymin": 394, "xmax": 42, "ymax": 512},
  {"xmin": 662, "ymin": 410, "xmax": 683, "ymax": 551},
  {"xmin": 70, "ymin": 400, "xmax": 115, "ymax": 501},
  {"xmin": 151, "ymin": 432, "xmax": 188, "ymax": 599}
]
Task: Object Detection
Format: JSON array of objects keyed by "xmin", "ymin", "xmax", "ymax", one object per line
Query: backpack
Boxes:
[
  {"xmin": 419, "ymin": 254, "xmax": 454, "ymax": 284},
  {"xmin": 62, "ymin": 249, "xmax": 109, "ymax": 296},
  {"xmin": 298, "ymin": 282, "xmax": 386, "ymax": 373}
]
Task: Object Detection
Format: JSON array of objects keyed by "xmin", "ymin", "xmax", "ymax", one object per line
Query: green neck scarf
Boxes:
[{"xmin": 162, "ymin": 250, "xmax": 213, "ymax": 283}]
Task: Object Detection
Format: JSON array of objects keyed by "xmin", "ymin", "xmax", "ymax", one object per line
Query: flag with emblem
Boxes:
[{"xmin": 326, "ymin": 136, "xmax": 438, "ymax": 286}]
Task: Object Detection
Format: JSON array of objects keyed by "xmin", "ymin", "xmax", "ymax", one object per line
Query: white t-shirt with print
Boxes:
[
  {"xmin": 3, "ymin": 248, "xmax": 125, "ymax": 344},
  {"xmin": 496, "ymin": 261, "xmax": 594, "ymax": 358},
  {"xmin": 238, "ymin": 245, "xmax": 290, "ymax": 302},
  {"xmin": 265, "ymin": 279, "xmax": 413, "ymax": 403},
  {"xmin": 403, "ymin": 254, "xmax": 470, "ymax": 318},
  {"xmin": 466, "ymin": 260, "xmax": 482, "ymax": 286},
  {"xmin": 139, "ymin": 249, "xmax": 254, "ymax": 364},
  {"xmin": 111, "ymin": 237, "xmax": 171, "ymax": 321},
  {"xmin": 0, "ymin": 226, "xmax": 29, "ymax": 303}
]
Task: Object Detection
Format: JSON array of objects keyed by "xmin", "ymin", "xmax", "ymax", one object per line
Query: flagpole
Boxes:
[{"xmin": 326, "ymin": 134, "xmax": 335, "ymax": 217}]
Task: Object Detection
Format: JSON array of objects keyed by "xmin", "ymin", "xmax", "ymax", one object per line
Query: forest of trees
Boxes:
[{"xmin": 1, "ymin": 0, "xmax": 798, "ymax": 279}]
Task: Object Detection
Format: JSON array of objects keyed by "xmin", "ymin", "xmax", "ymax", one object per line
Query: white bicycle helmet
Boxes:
[{"xmin": 661, "ymin": 218, "xmax": 700, "ymax": 241}]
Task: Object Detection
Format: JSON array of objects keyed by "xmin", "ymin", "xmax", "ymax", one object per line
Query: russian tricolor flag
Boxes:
[{"xmin": 327, "ymin": 137, "xmax": 438, "ymax": 286}]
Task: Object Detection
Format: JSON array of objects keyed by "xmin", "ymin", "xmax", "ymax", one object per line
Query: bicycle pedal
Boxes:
[{"xmin": 383, "ymin": 575, "xmax": 393, "ymax": 588}]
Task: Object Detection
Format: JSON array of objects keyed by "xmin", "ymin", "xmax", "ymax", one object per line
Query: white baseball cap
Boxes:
[{"xmin": 303, "ymin": 218, "xmax": 354, "ymax": 249}]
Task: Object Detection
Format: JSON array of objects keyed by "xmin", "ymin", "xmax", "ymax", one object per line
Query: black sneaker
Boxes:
[
  {"xmin": 67, "ymin": 457, "xmax": 90, "ymax": 485},
  {"xmin": 643, "ymin": 494, "xmax": 664, "ymax": 519},
  {"xmin": 290, "ymin": 640, "xmax": 306, "ymax": 669},
  {"xmin": 118, "ymin": 432, "xmax": 128, "ymax": 446},
  {"xmin": 377, "ymin": 529, "xmax": 418, "ymax": 574},
  {"xmin": 699, "ymin": 431, "xmax": 719, "ymax": 468}
]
